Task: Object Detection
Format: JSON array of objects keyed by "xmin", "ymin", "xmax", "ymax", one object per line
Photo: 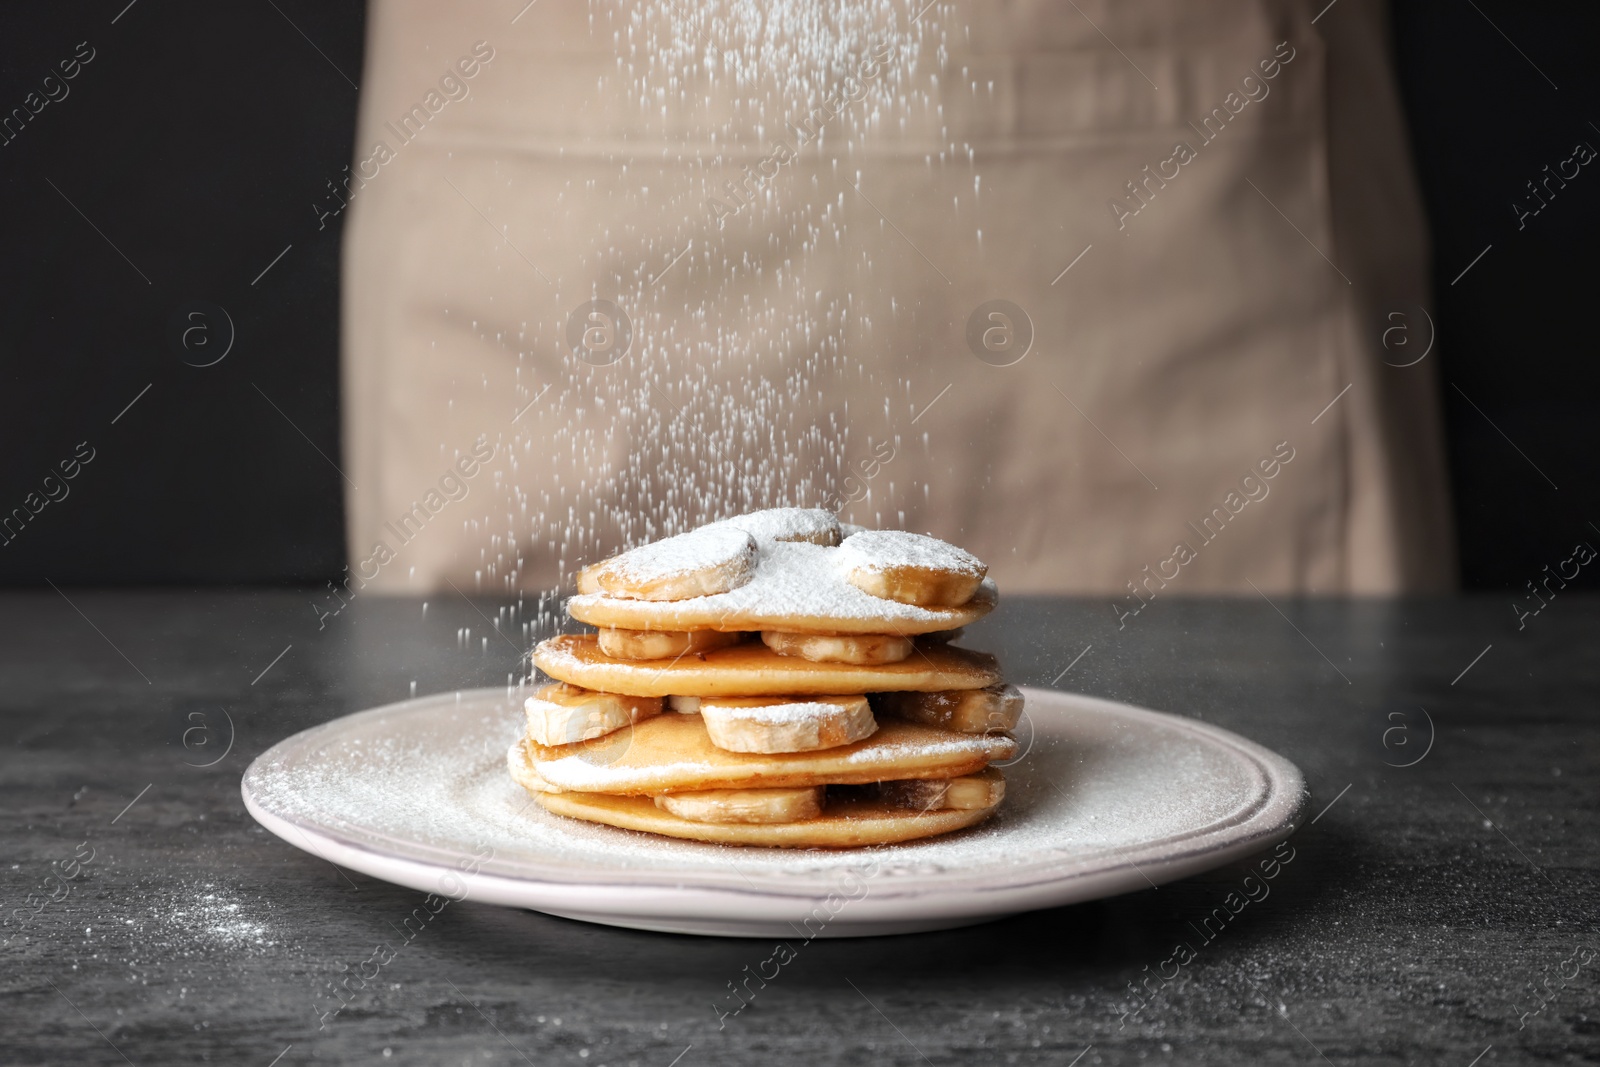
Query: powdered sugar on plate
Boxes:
[{"xmin": 242, "ymin": 687, "xmax": 1305, "ymax": 919}]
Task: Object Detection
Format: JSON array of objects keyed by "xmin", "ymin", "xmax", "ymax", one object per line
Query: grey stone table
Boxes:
[{"xmin": 2, "ymin": 590, "xmax": 1595, "ymax": 1065}]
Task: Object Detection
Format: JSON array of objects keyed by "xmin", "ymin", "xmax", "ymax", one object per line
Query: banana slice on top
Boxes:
[
  {"xmin": 877, "ymin": 683, "xmax": 1024, "ymax": 735},
  {"xmin": 700, "ymin": 695, "xmax": 876, "ymax": 754},
  {"xmin": 524, "ymin": 682, "xmax": 663, "ymax": 746},
  {"xmin": 700, "ymin": 507, "xmax": 840, "ymax": 546},
  {"xmin": 835, "ymin": 530, "xmax": 987, "ymax": 607},
  {"xmin": 877, "ymin": 768, "xmax": 1006, "ymax": 811},
  {"xmin": 577, "ymin": 527, "xmax": 758, "ymax": 602},
  {"xmin": 760, "ymin": 630, "xmax": 914, "ymax": 665},
  {"xmin": 597, "ymin": 628, "xmax": 744, "ymax": 661},
  {"xmin": 655, "ymin": 786, "xmax": 824, "ymax": 824}
]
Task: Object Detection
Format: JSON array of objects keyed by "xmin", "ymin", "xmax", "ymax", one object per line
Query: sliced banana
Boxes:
[
  {"xmin": 700, "ymin": 695, "xmax": 876, "ymax": 754},
  {"xmin": 877, "ymin": 683, "xmax": 1023, "ymax": 735},
  {"xmin": 760, "ymin": 630, "xmax": 914, "ymax": 665},
  {"xmin": 524, "ymin": 682, "xmax": 663, "ymax": 746},
  {"xmin": 878, "ymin": 768, "xmax": 1006, "ymax": 811},
  {"xmin": 655, "ymin": 786, "xmax": 824, "ymax": 824},
  {"xmin": 597, "ymin": 627, "xmax": 744, "ymax": 661},
  {"xmin": 701, "ymin": 508, "xmax": 840, "ymax": 546},
  {"xmin": 836, "ymin": 530, "xmax": 987, "ymax": 607},
  {"xmin": 577, "ymin": 527, "xmax": 758, "ymax": 602},
  {"xmin": 916, "ymin": 626, "xmax": 965, "ymax": 645},
  {"xmin": 668, "ymin": 695, "xmax": 702, "ymax": 714}
]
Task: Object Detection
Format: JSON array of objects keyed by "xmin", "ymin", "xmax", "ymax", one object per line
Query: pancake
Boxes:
[
  {"xmin": 533, "ymin": 634, "xmax": 1000, "ymax": 697},
  {"xmin": 515, "ymin": 715, "xmax": 1015, "ymax": 795},
  {"xmin": 567, "ymin": 539, "xmax": 996, "ymax": 636},
  {"xmin": 535, "ymin": 789, "xmax": 1001, "ymax": 847},
  {"xmin": 506, "ymin": 513, "xmax": 1015, "ymax": 851}
]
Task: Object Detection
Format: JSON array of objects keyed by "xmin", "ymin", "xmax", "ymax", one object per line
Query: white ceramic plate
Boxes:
[{"xmin": 242, "ymin": 686, "xmax": 1306, "ymax": 938}]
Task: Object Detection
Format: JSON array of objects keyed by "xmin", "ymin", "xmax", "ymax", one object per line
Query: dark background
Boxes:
[
  {"xmin": 0, "ymin": 0, "xmax": 361, "ymax": 585},
  {"xmin": 0, "ymin": 0, "xmax": 1594, "ymax": 590}
]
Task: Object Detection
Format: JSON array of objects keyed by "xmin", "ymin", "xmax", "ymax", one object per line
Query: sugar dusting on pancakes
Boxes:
[
  {"xmin": 571, "ymin": 538, "xmax": 997, "ymax": 625},
  {"xmin": 701, "ymin": 507, "xmax": 841, "ymax": 545}
]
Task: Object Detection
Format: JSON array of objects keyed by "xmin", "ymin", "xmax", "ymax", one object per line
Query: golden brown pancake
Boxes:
[
  {"xmin": 533, "ymin": 634, "xmax": 1000, "ymax": 697},
  {"xmin": 535, "ymin": 789, "xmax": 1000, "ymax": 847}
]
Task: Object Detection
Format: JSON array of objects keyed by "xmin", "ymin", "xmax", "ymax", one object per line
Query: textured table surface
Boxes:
[{"xmin": 2, "ymin": 590, "xmax": 1595, "ymax": 1066}]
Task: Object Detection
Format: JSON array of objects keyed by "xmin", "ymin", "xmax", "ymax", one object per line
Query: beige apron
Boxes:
[{"xmin": 342, "ymin": 0, "xmax": 1453, "ymax": 597}]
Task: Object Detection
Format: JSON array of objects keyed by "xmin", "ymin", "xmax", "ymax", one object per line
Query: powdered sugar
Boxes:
[{"xmin": 569, "ymin": 538, "xmax": 998, "ymax": 630}]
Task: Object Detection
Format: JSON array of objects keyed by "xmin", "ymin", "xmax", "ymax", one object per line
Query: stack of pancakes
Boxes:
[{"xmin": 507, "ymin": 508, "xmax": 1023, "ymax": 848}]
